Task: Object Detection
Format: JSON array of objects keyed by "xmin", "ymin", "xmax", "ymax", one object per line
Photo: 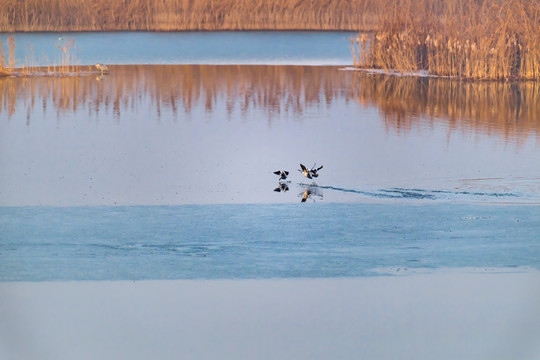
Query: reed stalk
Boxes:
[
  {"xmin": 352, "ymin": 0, "xmax": 540, "ymax": 80},
  {"xmin": 0, "ymin": 0, "xmax": 383, "ymax": 32},
  {"xmin": 1, "ymin": 36, "xmax": 83, "ymax": 77},
  {"xmin": 0, "ymin": 39, "xmax": 7, "ymax": 76},
  {"xmin": 7, "ymin": 34, "xmax": 15, "ymax": 69}
]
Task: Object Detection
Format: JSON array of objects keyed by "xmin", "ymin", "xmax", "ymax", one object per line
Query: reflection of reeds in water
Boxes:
[
  {"xmin": 1, "ymin": 65, "xmax": 538, "ymax": 143},
  {"xmin": 0, "ymin": 65, "xmax": 352, "ymax": 122},
  {"xmin": 353, "ymin": 72, "xmax": 540, "ymax": 144}
]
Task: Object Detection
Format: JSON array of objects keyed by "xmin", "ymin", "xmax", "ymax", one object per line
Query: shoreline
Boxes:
[{"xmin": 0, "ymin": 29, "xmax": 366, "ymax": 34}]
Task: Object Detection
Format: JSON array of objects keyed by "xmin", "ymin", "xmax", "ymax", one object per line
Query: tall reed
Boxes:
[
  {"xmin": 0, "ymin": 35, "xmax": 15, "ymax": 76},
  {"xmin": 0, "ymin": 36, "xmax": 83, "ymax": 77},
  {"xmin": 0, "ymin": 0, "xmax": 384, "ymax": 32},
  {"xmin": 352, "ymin": 0, "xmax": 540, "ymax": 80},
  {"xmin": 0, "ymin": 39, "xmax": 6, "ymax": 76}
]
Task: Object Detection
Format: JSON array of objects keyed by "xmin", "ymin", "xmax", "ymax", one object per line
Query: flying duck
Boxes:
[
  {"xmin": 309, "ymin": 164, "xmax": 323, "ymax": 178},
  {"xmin": 273, "ymin": 170, "xmax": 289, "ymax": 181},
  {"xmin": 299, "ymin": 164, "xmax": 323, "ymax": 179}
]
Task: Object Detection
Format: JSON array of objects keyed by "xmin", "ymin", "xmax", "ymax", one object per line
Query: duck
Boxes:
[
  {"xmin": 95, "ymin": 63, "xmax": 110, "ymax": 74},
  {"xmin": 299, "ymin": 164, "xmax": 323, "ymax": 179},
  {"xmin": 299, "ymin": 164, "xmax": 312, "ymax": 179},
  {"xmin": 309, "ymin": 164, "xmax": 323, "ymax": 178},
  {"xmin": 273, "ymin": 170, "xmax": 289, "ymax": 181}
]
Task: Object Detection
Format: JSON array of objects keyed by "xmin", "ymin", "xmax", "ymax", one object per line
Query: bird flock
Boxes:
[{"xmin": 274, "ymin": 164, "xmax": 324, "ymax": 202}]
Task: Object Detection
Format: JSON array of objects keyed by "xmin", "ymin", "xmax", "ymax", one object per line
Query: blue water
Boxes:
[
  {"xmin": 2, "ymin": 31, "xmax": 355, "ymax": 66},
  {"xmin": 1, "ymin": 204, "xmax": 538, "ymax": 281},
  {"xmin": 2, "ymin": 32, "xmax": 539, "ymax": 282}
]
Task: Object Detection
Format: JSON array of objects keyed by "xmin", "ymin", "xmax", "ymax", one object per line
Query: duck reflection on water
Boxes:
[
  {"xmin": 273, "ymin": 170, "xmax": 290, "ymax": 192},
  {"xmin": 299, "ymin": 183, "xmax": 323, "ymax": 202},
  {"xmin": 273, "ymin": 182, "xmax": 290, "ymax": 192}
]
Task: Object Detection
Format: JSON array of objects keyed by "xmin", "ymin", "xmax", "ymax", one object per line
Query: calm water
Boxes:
[
  {"xmin": 1, "ymin": 33, "xmax": 539, "ymax": 281},
  {"xmin": 2, "ymin": 31, "xmax": 355, "ymax": 66},
  {"xmin": 1, "ymin": 65, "xmax": 539, "ymax": 206}
]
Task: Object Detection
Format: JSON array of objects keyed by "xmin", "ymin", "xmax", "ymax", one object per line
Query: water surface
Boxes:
[
  {"xmin": 1, "ymin": 65, "xmax": 538, "ymax": 206},
  {"xmin": 1, "ymin": 61, "xmax": 539, "ymax": 281},
  {"xmin": 2, "ymin": 31, "xmax": 355, "ymax": 66}
]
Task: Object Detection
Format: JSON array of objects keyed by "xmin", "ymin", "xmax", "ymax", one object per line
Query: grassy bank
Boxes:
[
  {"xmin": 352, "ymin": 0, "xmax": 540, "ymax": 80},
  {"xmin": 0, "ymin": 0, "xmax": 384, "ymax": 32}
]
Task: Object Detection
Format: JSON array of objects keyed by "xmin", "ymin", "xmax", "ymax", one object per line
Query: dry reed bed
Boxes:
[
  {"xmin": 1, "ymin": 65, "xmax": 538, "ymax": 142},
  {"xmin": 353, "ymin": 0, "xmax": 540, "ymax": 80},
  {"xmin": 0, "ymin": 0, "xmax": 383, "ymax": 32}
]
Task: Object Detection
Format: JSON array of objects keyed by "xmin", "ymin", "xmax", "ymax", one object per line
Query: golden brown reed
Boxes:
[
  {"xmin": 0, "ymin": 36, "xmax": 83, "ymax": 77},
  {"xmin": 0, "ymin": 40, "xmax": 6, "ymax": 76},
  {"xmin": 0, "ymin": 35, "xmax": 15, "ymax": 76},
  {"xmin": 0, "ymin": 0, "xmax": 384, "ymax": 32},
  {"xmin": 1, "ymin": 65, "xmax": 538, "ymax": 143},
  {"xmin": 352, "ymin": 0, "xmax": 540, "ymax": 80}
]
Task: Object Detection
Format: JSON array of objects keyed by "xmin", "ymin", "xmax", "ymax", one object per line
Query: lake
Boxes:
[
  {"xmin": 3, "ymin": 31, "xmax": 355, "ymax": 66},
  {"xmin": 0, "ymin": 32, "xmax": 539, "ymax": 281}
]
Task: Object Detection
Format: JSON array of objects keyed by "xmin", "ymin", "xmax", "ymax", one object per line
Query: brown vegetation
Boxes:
[
  {"xmin": 0, "ymin": 0, "xmax": 384, "ymax": 32},
  {"xmin": 0, "ymin": 36, "xmax": 14, "ymax": 76},
  {"xmin": 352, "ymin": 0, "xmax": 540, "ymax": 80},
  {"xmin": 1, "ymin": 65, "xmax": 538, "ymax": 143},
  {"xmin": 0, "ymin": 36, "xmax": 84, "ymax": 77},
  {"xmin": 3, "ymin": 0, "xmax": 537, "ymax": 80}
]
